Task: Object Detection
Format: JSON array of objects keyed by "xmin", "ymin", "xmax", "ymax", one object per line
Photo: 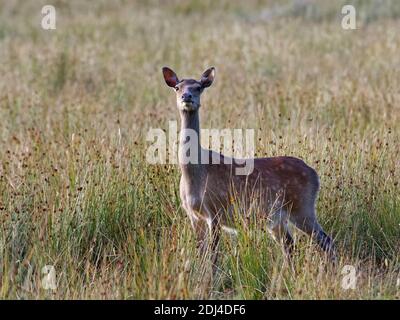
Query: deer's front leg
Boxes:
[
  {"xmin": 190, "ymin": 215, "xmax": 209, "ymax": 255},
  {"xmin": 209, "ymin": 218, "xmax": 220, "ymax": 274},
  {"xmin": 188, "ymin": 212, "xmax": 220, "ymax": 262}
]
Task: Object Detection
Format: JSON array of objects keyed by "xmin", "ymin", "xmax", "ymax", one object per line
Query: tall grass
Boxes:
[{"xmin": 0, "ymin": 0, "xmax": 399, "ymax": 299}]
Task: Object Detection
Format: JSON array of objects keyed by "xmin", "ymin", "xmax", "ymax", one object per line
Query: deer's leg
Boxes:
[
  {"xmin": 268, "ymin": 211, "xmax": 294, "ymax": 258},
  {"xmin": 208, "ymin": 217, "xmax": 221, "ymax": 271},
  {"xmin": 193, "ymin": 217, "xmax": 221, "ymax": 297},
  {"xmin": 289, "ymin": 212, "xmax": 336, "ymax": 261},
  {"xmin": 189, "ymin": 215, "xmax": 209, "ymax": 255}
]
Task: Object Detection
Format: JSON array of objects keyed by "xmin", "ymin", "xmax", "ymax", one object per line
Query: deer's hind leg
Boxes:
[
  {"xmin": 289, "ymin": 207, "xmax": 336, "ymax": 261},
  {"xmin": 267, "ymin": 210, "xmax": 294, "ymax": 258}
]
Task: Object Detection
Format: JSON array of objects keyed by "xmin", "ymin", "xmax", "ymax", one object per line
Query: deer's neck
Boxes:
[{"xmin": 179, "ymin": 110, "xmax": 205, "ymax": 185}]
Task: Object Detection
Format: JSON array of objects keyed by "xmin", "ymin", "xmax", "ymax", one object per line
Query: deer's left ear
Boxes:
[{"xmin": 200, "ymin": 67, "xmax": 215, "ymax": 88}]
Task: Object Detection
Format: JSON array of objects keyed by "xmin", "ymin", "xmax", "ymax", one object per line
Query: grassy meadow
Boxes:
[{"xmin": 0, "ymin": 0, "xmax": 399, "ymax": 299}]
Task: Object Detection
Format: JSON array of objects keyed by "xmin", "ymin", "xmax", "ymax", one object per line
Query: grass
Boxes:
[{"xmin": 0, "ymin": 0, "xmax": 399, "ymax": 299}]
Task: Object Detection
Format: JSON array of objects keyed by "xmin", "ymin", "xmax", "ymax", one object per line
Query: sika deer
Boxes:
[{"xmin": 162, "ymin": 66, "xmax": 336, "ymax": 268}]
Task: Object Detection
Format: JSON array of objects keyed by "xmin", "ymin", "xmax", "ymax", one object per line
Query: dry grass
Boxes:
[{"xmin": 0, "ymin": 0, "xmax": 399, "ymax": 299}]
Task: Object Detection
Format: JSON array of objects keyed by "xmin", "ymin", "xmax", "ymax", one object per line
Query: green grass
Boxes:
[{"xmin": 0, "ymin": 0, "xmax": 399, "ymax": 299}]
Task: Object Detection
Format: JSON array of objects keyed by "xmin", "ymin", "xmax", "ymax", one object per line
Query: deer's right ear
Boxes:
[{"xmin": 162, "ymin": 67, "xmax": 179, "ymax": 87}]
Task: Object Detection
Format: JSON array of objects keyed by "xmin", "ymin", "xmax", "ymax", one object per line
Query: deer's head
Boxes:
[{"xmin": 162, "ymin": 67, "xmax": 215, "ymax": 112}]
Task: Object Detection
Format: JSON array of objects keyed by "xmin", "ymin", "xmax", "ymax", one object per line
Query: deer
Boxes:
[{"xmin": 162, "ymin": 66, "xmax": 336, "ymax": 271}]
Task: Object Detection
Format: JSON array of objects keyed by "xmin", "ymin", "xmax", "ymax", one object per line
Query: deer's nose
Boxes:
[{"xmin": 182, "ymin": 93, "xmax": 192, "ymax": 102}]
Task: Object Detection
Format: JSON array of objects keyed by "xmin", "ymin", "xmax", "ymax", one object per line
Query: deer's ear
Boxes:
[
  {"xmin": 200, "ymin": 67, "xmax": 215, "ymax": 88},
  {"xmin": 162, "ymin": 67, "xmax": 179, "ymax": 87}
]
